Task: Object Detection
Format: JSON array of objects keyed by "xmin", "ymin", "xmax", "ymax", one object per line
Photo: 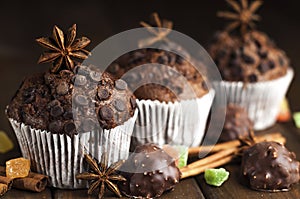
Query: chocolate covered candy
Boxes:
[
  {"xmin": 119, "ymin": 143, "xmax": 181, "ymax": 198},
  {"xmin": 219, "ymin": 104, "xmax": 253, "ymax": 142},
  {"xmin": 241, "ymin": 141, "xmax": 300, "ymax": 192}
]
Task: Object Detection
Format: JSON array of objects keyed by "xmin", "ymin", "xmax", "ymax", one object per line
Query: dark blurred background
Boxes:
[{"xmin": 0, "ymin": 0, "xmax": 299, "ymax": 164}]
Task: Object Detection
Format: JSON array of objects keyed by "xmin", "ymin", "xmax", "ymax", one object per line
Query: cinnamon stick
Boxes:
[
  {"xmin": 181, "ymin": 155, "xmax": 234, "ymax": 179},
  {"xmin": 188, "ymin": 132, "xmax": 285, "ymax": 156},
  {"xmin": 0, "ymin": 183, "xmax": 8, "ymax": 197},
  {"xmin": 0, "ymin": 175, "xmax": 13, "ymax": 197},
  {"xmin": 0, "ymin": 166, "xmax": 48, "ymax": 192},
  {"xmin": 181, "ymin": 147, "xmax": 237, "ymax": 172}
]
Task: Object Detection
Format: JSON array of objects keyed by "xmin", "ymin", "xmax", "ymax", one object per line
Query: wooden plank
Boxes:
[
  {"xmin": 53, "ymin": 178, "xmax": 204, "ymax": 199},
  {"xmin": 197, "ymin": 164, "xmax": 300, "ymax": 199},
  {"xmin": 196, "ymin": 123, "xmax": 300, "ymax": 199},
  {"xmin": 2, "ymin": 188, "xmax": 52, "ymax": 199}
]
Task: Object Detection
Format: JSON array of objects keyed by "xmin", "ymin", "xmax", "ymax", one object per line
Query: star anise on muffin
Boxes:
[
  {"xmin": 76, "ymin": 154, "xmax": 126, "ymax": 199},
  {"xmin": 36, "ymin": 24, "xmax": 91, "ymax": 73},
  {"xmin": 218, "ymin": 0, "xmax": 263, "ymax": 34},
  {"xmin": 139, "ymin": 12, "xmax": 173, "ymax": 47}
]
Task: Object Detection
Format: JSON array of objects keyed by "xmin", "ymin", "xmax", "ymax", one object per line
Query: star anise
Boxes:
[
  {"xmin": 36, "ymin": 24, "xmax": 91, "ymax": 73},
  {"xmin": 218, "ymin": 0, "xmax": 263, "ymax": 35},
  {"xmin": 139, "ymin": 12, "xmax": 173, "ymax": 47},
  {"xmin": 76, "ymin": 153, "xmax": 126, "ymax": 199}
]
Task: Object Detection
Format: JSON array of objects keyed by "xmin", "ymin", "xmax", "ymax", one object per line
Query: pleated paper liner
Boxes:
[
  {"xmin": 131, "ymin": 89, "xmax": 215, "ymax": 148},
  {"xmin": 8, "ymin": 110, "xmax": 137, "ymax": 189},
  {"xmin": 213, "ymin": 68, "xmax": 294, "ymax": 130}
]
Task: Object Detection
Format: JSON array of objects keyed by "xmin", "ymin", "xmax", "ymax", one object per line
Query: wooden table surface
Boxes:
[
  {"xmin": 0, "ymin": 1, "xmax": 299, "ymax": 198},
  {"xmin": 2, "ymin": 122, "xmax": 300, "ymax": 199}
]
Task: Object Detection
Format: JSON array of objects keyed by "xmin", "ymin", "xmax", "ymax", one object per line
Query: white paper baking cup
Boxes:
[
  {"xmin": 213, "ymin": 68, "xmax": 294, "ymax": 130},
  {"xmin": 7, "ymin": 110, "xmax": 137, "ymax": 189},
  {"xmin": 131, "ymin": 89, "xmax": 215, "ymax": 148}
]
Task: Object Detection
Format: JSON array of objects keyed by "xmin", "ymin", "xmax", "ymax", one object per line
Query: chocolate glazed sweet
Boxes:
[
  {"xmin": 241, "ymin": 141, "xmax": 300, "ymax": 192},
  {"xmin": 118, "ymin": 143, "xmax": 181, "ymax": 198}
]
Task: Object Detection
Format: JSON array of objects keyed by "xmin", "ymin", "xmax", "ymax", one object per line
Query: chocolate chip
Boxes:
[
  {"xmin": 130, "ymin": 97, "xmax": 137, "ymax": 109},
  {"xmin": 114, "ymin": 100, "xmax": 126, "ymax": 112},
  {"xmin": 82, "ymin": 118, "xmax": 96, "ymax": 132},
  {"xmin": 115, "ymin": 79, "xmax": 128, "ymax": 90},
  {"xmin": 63, "ymin": 110, "xmax": 73, "ymax": 119},
  {"xmin": 230, "ymin": 51, "xmax": 237, "ymax": 59},
  {"xmin": 176, "ymin": 55, "xmax": 184, "ymax": 64},
  {"xmin": 50, "ymin": 105, "xmax": 64, "ymax": 117},
  {"xmin": 48, "ymin": 100, "xmax": 60, "ymax": 108},
  {"xmin": 97, "ymin": 88, "xmax": 110, "ymax": 100},
  {"xmin": 248, "ymin": 74, "xmax": 257, "ymax": 83},
  {"xmin": 258, "ymin": 51, "xmax": 268, "ymax": 59},
  {"xmin": 157, "ymin": 55, "xmax": 169, "ymax": 65},
  {"xmin": 107, "ymin": 63, "xmax": 120, "ymax": 74},
  {"xmin": 99, "ymin": 106, "xmax": 114, "ymax": 120},
  {"xmin": 23, "ymin": 87, "xmax": 35, "ymax": 103},
  {"xmin": 48, "ymin": 121, "xmax": 62, "ymax": 133},
  {"xmin": 56, "ymin": 82, "xmax": 69, "ymax": 95},
  {"xmin": 74, "ymin": 95, "xmax": 89, "ymax": 106},
  {"xmin": 268, "ymin": 61, "xmax": 275, "ymax": 69},
  {"xmin": 258, "ymin": 62, "xmax": 269, "ymax": 74},
  {"xmin": 242, "ymin": 54, "xmax": 255, "ymax": 64},
  {"xmin": 167, "ymin": 54, "xmax": 176, "ymax": 65},
  {"xmin": 89, "ymin": 71, "xmax": 102, "ymax": 82},
  {"xmin": 74, "ymin": 75, "xmax": 87, "ymax": 86},
  {"xmin": 217, "ymin": 49, "xmax": 226, "ymax": 59},
  {"xmin": 129, "ymin": 51, "xmax": 145, "ymax": 63},
  {"xmin": 64, "ymin": 121, "xmax": 76, "ymax": 135},
  {"xmin": 124, "ymin": 73, "xmax": 141, "ymax": 84},
  {"xmin": 229, "ymin": 59, "xmax": 240, "ymax": 67},
  {"xmin": 254, "ymin": 39, "xmax": 262, "ymax": 48},
  {"xmin": 278, "ymin": 57, "xmax": 285, "ymax": 67}
]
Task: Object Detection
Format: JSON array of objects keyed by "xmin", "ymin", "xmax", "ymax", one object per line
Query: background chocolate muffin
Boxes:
[
  {"xmin": 107, "ymin": 48, "xmax": 208, "ymax": 102},
  {"xmin": 209, "ymin": 30, "xmax": 289, "ymax": 83}
]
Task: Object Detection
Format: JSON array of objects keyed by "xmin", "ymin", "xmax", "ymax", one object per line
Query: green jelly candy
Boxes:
[
  {"xmin": 293, "ymin": 112, "xmax": 300, "ymax": 128},
  {"xmin": 0, "ymin": 131, "xmax": 14, "ymax": 153},
  {"xmin": 204, "ymin": 168, "xmax": 229, "ymax": 187},
  {"xmin": 163, "ymin": 145, "xmax": 188, "ymax": 169}
]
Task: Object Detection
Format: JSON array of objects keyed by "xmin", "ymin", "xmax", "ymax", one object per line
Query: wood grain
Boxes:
[{"xmin": 53, "ymin": 178, "xmax": 204, "ymax": 199}]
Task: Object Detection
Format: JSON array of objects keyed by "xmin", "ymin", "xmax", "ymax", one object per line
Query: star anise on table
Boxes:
[
  {"xmin": 218, "ymin": 0, "xmax": 263, "ymax": 35},
  {"xmin": 36, "ymin": 24, "xmax": 91, "ymax": 73},
  {"xmin": 76, "ymin": 154, "xmax": 126, "ymax": 199}
]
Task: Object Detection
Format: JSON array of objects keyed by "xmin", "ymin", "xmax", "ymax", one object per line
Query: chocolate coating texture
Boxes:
[
  {"xmin": 119, "ymin": 143, "xmax": 181, "ymax": 198},
  {"xmin": 219, "ymin": 104, "xmax": 253, "ymax": 142},
  {"xmin": 241, "ymin": 141, "xmax": 300, "ymax": 192},
  {"xmin": 209, "ymin": 31, "xmax": 289, "ymax": 82}
]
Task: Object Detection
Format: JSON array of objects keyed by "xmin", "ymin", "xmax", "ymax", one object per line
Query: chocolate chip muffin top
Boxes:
[
  {"xmin": 209, "ymin": 30, "xmax": 289, "ymax": 82},
  {"xmin": 107, "ymin": 48, "xmax": 208, "ymax": 102},
  {"xmin": 7, "ymin": 65, "xmax": 136, "ymax": 136}
]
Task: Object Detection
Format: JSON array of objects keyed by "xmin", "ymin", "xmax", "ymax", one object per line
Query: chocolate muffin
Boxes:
[
  {"xmin": 107, "ymin": 48, "xmax": 208, "ymax": 102},
  {"xmin": 107, "ymin": 13, "xmax": 214, "ymax": 148},
  {"xmin": 209, "ymin": 30, "xmax": 289, "ymax": 83},
  {"xmin": 7, "ymin": 65, "xmax": 136, "ymax": 136},
  {"xmin": 6, "ymin": 24, "xmax": 138, "ymax": 189},
  {"xmin": 241, "ymin": 141, "xmax": 299, "ymax": 192},
  {"xmin": 218, "ymin": 104, "xmax": 253, "ymax": 142},
  {"xmin": 119, "ymin": 143, "xmax": 181, "ymax": 198},
  {"xmin": 209, "ymin": 0, "xmax": 294, "ymax": 130}
]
